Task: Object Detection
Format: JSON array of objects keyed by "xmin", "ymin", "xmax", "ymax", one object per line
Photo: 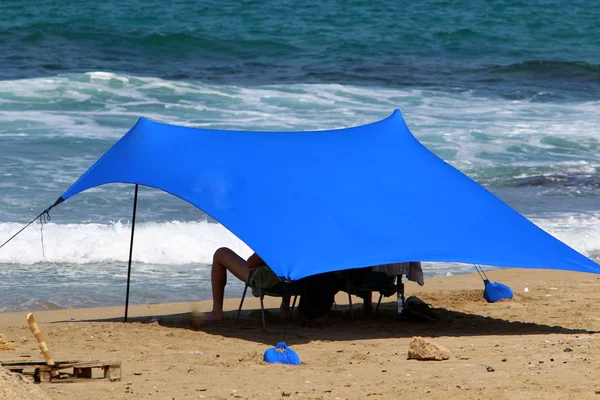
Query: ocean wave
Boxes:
[
  {"xmin": 1, "ymin": 72, "xmax": 599, "ymax": 132},
  {"xmin": 0, "ymin": 220, "xmax": 252, "ymax": 265},
  {"xmin": 509, "ymin": 173, "xmax": 600, "ymax": 189},
  {"xmin": 486, "ymin": 60, "xmax": 600, "ymax": 78},
  {"xmin": 0, "ymin": 214, "xmax": 597, "ymax": 266},
  {"xmin": 471, "ymin": 60, "xmax": 600, "ymax": 101},
  {"xmin": 0, "ymin": 299, "xmax": 65, "ymax": 313},
  {"xmin": 1, "ymin": 22, "xmax": 599, "ymax": 101},
  {"xmin": 11, "ymin": 23, "xmax": 302, "ymax": 57}
]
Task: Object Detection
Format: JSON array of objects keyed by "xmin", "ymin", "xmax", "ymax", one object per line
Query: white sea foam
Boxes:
[
  {"xmin": 532, "ymin": 214, "xmax": 600, "ymax": 258},
  {"xmin": 0, "ymin": 72, "xmax": 598, "ymax": 150},
  {"xmin": 0, "ymin": 220, "xmax": 251, "ymax": 265},
  {"xmin": 0, "ymin": 216, "xmax": 597, "ymax": 267}
]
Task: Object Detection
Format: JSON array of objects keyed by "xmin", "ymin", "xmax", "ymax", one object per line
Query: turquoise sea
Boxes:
[{"xmin": 0, "ymin": 0, "xmax": 598, "ymax": 312}]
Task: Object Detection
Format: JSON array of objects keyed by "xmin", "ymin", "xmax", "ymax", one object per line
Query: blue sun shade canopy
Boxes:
[{"xmin": 57, "ymin": 110, "xmax": 599, "ymax": 280}]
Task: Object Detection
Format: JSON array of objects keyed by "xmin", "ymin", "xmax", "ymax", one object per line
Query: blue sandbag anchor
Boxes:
[
  {"xmin": 264, "ymin": 342, "xmax": 301, "ymax": 365},
  {"xmin": 475, "ymin": 265, "xmax": 513, "ymax": 303},
  {"xmin": 483, "ymin": 279, "xmax": 514, "ymax": 303}
]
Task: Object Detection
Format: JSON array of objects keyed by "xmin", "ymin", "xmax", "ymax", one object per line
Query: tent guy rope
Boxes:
[{"xmin": 0, "ymin": 204, "xmax": 55, "ymax": 252}]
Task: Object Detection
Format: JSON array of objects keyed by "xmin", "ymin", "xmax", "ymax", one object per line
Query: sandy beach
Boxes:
[
  {"xmin": 2, "ymin": 268, "xmax": 600, "ymax": 400},
  {"xmin": 1, "ymin": 1, "xmax": 599, "ymax": 399}
]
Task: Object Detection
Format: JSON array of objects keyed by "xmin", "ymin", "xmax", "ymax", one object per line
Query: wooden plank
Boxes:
[
  {"xmin": 34, "ymin": 360, "xmax": 119, "ymax": 370},
  {"xmin": 66, "ymin": 360, "xmax": 120, "ymax": 368},
  {"xmin": 1, "ymin": 360, "xmax": 71, "ymax": 367},
  {"xmin": 13, "ymin": 359, "xmax": 121, "ymax": 383}
]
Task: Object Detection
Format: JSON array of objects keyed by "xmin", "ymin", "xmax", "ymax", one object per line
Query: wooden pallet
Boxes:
[
  {"xmin": 1, "ymin": 313, "xmax": 121, "ymax": 383},
  {"xmin": 2, "ymin": 360, "xmax": 121, "ymax": 383}
]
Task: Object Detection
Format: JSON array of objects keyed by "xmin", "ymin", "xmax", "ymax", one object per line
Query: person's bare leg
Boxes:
[
  {"xmin": 363, "ymin": 292, "xmax": 373, "ymax": 315},
  {"xmin": 209, "ymin": 247, "xmax": 251, "ymax": 320},
  {"xmin": 280, "ymin": 295, "xmax": 291, "ymax": 321}
]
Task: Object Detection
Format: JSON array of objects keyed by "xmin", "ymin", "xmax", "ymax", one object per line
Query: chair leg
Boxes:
[
  {"xmin": 346, "ymin": 274, "xmax": 354, "ymax": 320},
  {"xmin": 259, "ymin": 289, "xmax": 266, "ymax": 328},
  {"xmin": 291, "ymin": 295, "xmax": 298, "ymax": 317},
  {"xmin": 347, "ymin": 292, "xmax": 354, "ymax": 320},
  {"xmin": 237, "ymin": 282, "xmax": 250, "ymax": 322},
  {"xmin": 376, "ymin": 293, "xmax": 383, "ymax": 313},
  {"xmin": 398, "ymin": 275, "xmax": 405, "ymax": 304}
]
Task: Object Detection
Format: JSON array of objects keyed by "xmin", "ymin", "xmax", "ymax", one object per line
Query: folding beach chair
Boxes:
[{"xmin": 236, "ymin": 269, "xmax": 303, "ymax": 327}]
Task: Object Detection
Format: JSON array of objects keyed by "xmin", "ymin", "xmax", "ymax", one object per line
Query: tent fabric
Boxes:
[{"xmin": 57, "ymin": 110, "xmax": 599, "ymax": 280}]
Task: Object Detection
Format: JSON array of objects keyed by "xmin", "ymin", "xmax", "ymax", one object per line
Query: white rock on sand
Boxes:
[{"xmin": 407, "ymin": 336, "xmax": 452, "ymax": 361}]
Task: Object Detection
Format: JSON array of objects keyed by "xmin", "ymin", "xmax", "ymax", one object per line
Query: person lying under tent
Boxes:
[{"xmin": 200, "ymin": 247, "xmax": 290, "ymax": 322}]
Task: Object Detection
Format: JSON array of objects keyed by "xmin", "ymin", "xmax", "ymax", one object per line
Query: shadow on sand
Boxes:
[{"xmin": 59, "ymin": 301, "xmax": 600, "ymax": 346}]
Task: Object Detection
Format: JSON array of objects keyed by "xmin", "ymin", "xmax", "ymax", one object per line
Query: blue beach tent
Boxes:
[{"xmin": 51, "ymin": 110, "xmax": 599, "ymax": 283}]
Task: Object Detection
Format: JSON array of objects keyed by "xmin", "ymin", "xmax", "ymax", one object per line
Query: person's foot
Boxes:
[{"xmin": 189, "ymin": 310, "xmax": 223, "ymax": 328}]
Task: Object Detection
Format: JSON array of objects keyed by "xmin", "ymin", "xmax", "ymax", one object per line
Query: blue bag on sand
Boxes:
[
  {"xmin": 483, "ymin": 280, "xmax": 514, "ymax": 303},
  {"xmin": 263, "ymin": 342, "xmax": 301, "ymax": 365}
]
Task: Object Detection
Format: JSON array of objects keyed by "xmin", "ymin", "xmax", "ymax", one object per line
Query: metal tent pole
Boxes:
[{"xmin": 124, "ymin": 184, "xmax": 139, "ymax": 322}]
